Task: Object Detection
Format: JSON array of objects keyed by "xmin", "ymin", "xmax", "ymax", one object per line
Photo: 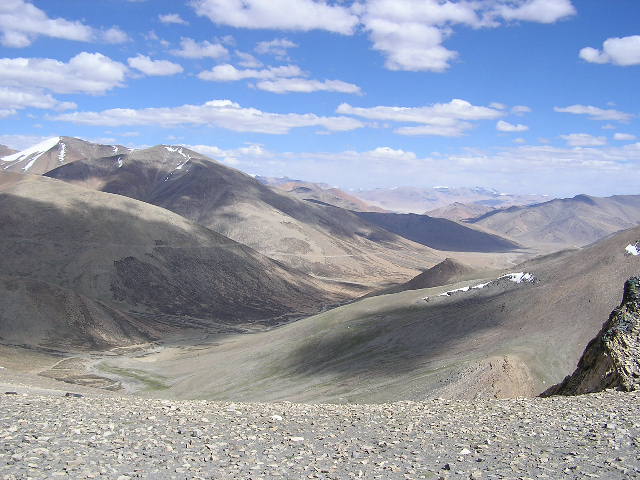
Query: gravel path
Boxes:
[{"xmin": 1, "ymin": 390, "xmax": 639, "ymax": 479}]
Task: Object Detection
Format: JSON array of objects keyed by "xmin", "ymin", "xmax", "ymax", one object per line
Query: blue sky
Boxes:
[{"xmin": 0, "ymin": 0, "xmax": 639, "ymax": 196}]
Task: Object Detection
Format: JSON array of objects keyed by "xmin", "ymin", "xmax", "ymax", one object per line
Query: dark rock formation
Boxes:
[{"xmin": 542, "ymin": 277, "xmax": 640, "ymax": 396}]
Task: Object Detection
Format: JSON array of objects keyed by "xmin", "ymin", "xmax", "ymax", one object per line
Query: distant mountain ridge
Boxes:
[
  {"xmin": 256, "ymin": 176, "xmax": 387, "ymax": 212},
  {"xmin": 468, "ymin": 194, "xmax": 640, "ymax": 250},
  {"xmin": 351, "ymin": 186, "xmax": 549, "ymax": 214}
]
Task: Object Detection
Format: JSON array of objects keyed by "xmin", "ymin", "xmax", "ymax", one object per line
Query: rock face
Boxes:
[{"xmin": 543, "ymin": 277, "xmax": 640, "ymax": 396}]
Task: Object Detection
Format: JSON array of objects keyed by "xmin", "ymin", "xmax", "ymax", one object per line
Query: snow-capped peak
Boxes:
[{"xmin": 1, "ymin": 137, "xmax": 61, "ymax": 163}]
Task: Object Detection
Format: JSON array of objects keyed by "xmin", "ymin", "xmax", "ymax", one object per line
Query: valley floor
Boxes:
[{"xmin": 1, "ymin": 387, "xmax": 638, "ymax": 479}]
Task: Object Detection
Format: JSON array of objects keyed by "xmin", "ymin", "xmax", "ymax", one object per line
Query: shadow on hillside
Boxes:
[{"xmin": 282, "ymin": 287, "xmax": 521, "ymax": 378}]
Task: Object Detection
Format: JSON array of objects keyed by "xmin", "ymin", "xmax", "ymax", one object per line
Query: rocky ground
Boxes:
[{"xmin": 1, "ymin": 389, "xmax": 639, "ymax": 479}]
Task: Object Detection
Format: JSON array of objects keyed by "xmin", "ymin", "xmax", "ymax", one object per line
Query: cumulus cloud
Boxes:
[
  {"xmin": 191, "ymin": 0, "xmax": 359, "ymax": 34},
  {"xmin": 198, "ymin": 64, "xmax": 302, "ymax": 81},
  {"xmin": 614, "ymin": 133, "xmax": 637, "ymax": 141},
  {"xmin": 255, "ymin": 78, "xmax": 361, "ymax": 94},
  {"xmin": 0, "ymin": 86, "xmax": 75, "ymax": 111},
  {"xmin": 361, "ymin": 0, "xmax": 576, "ymax": 72},
  {"xmin": 554, "ymin": 104, "xmax": 634, "ymax": 122},
  {"xmin": 560, "ymin": 133, "xmax": 607, "ymax": 147},
  {"xmin": 101, "ymin": 26, "xmax": 129, "ymax": 44},
  {"xmin": 497, "ymin": 0, "xmax": 576, "ymax": 24},
  {"xmin": 0, "ymin": 52, "xmax": 127, "ymax": 95},
  {"xmin": 255, "ymin": 38, "xmax": 298, "ymax": 58},
  {"xmin": 170, "ymin": 37, "xmax": 228, "ymax": 59},
  {"xmin": 512, "ymin": 105, "xmax": 532, "ymax": 115},
  {"xmin": 236, "ymin": 51, "xmax": 262, "ymax": 68},
  {"xmin": 199, "ymin": 63, "xmax": 361, "ymax": 95},
  {"xmin": 0, "ymin": 1, "xmax": 130, "ymax": 47},
  {"xmin": 159, "ymin": 13, "xmax": 189, "ymax": 25},
  {"xmin": 580, "ymin": 35, "xmax": 640, "ymax": 66},
  {"xmin": 0, "ymin": 0, "xmax": 93, "ymax": 47},
  {"xmin": 337, "ymin": 99, "xmax": 503, "ymax": 136},
  {"xmin": 54, "ymin": 99, "xmax": 364, "ymax": 134},
  {"xmin": 127, "ymin": 55, "xmax": 183, "ymax": 76},
  {"xmin": 497, "ymin": 120, "xmax": 529, "ymax": 132}
]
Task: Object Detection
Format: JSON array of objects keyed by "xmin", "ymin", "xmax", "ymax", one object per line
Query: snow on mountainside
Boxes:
[
  {"xmin": 1, "ymin": 136, "xmax": 130, "ymax": 175},
  {"xmin": 1, "ymin": 137, "xmax": 61, "ymax": 172}
]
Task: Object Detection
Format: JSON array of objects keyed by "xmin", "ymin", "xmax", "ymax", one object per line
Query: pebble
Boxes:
[{"xmin": 1, "ymin": 390, "xmax": 639, "ymax": 479}]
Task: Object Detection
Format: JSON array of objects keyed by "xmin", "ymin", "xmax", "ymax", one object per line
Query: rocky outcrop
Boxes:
[{"xmin": 543, "ymin": 277, "xmax": 640, "ymax": 396}]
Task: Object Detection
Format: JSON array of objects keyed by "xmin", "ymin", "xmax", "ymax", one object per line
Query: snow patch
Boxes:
[
  {"xmin": 112, "ymin": 145, "xmax": 119, "ymax": 154},
  {"xmin": 1, "ymin": 137, "xmax": 61, "ymax": 168},
  {"xmin": 57, "ymin": 142, "xmax": 66, "ymax": 163},
  {"xmin": 116, "ymin": 156, "xmax": 124, "ymax": 168},
  {"xmin": 625, "ymin": 243, "xmax": 639, "ymax": 256},
  {"xmin": 498, "ymin": 272, "xmax": 535, "ymax": 284},
  {"xmin": 434, "ymin": 272, "xmax": 536, "ymax": 298}
]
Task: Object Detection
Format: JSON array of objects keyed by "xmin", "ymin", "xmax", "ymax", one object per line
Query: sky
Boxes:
[{"xmin": 0, "ymin": 0, "xmax": 638, "ymax": 196}]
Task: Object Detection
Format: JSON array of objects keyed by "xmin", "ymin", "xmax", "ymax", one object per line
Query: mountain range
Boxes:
[
  {"xmin": 1, "ymin": 135, "xmax": 640, "ymax": 404},
  {"xmin": 351, "ymin": 186, "xmax": 549, "ymax": 214}
]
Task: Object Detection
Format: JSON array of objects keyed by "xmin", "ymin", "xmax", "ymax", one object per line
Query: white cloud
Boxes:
[
  {"xmin": 0, "ymin": 134, "xmax": 55, "ymax": 150},
  {"xmin": 497, "ymin": 0, "xmax": 576, "ymax": 24},
  {"xmin": 0, "ymin": 52, "xmax": 127, "ymax": 95},
  {"xmin": 0, "ymin": 109, "xmax": 16, "ymax": 118},
  {"xmin": 497, "ymin": 120, "xmax": 529, "ymax": 132},
  {"xmin": 0, "ymin": 0, "xmax": 93, "ymax": 47},
  {"xmin": 614, "ymin": 133, "xmax": 637, "ymax": 141},
  {"xmin": 181, "ymin": 141, "xmax": 640, "ymax": 197},
  {"xmin": 191, "ymin": 0, "xmax": 359, "ymax": 34},
  {"xmin": 198, "ymin": 64, "xmax": 302, "ymax": 82},
  {"xmin": 235, "ymin": 51, "xmax": 262, "ymax": 68},
  {"xmin": 560, "ymin": 133, "xmax": 607, "ymax": 147},
  {"xmin": 490, "ymin": 102, "xmax": 507, "ymax": 110},
  {"xmin": 255, "ymin": 38, "xmax": 298, "ymax": 58},
  {"xmin": 512, "ymin": 105, "xmax": 532, "ymax": 115},
  {"xmin": 338, "ymin": 99, "xmax": 503, "ymax": 136},
  {"xmin": 101, "ymin": 26, "xmax": 129, "ymax": 44},
  {"xmin": 361, "ymin": 0, "xmax": 576, "ymax": 72},
  {"xmin": 580, "ymin": 35, "xmax": 640, "ymax": 66},
  {"xmin": 0, "ymin": 86, "xmax": 75, "ymax": 111},
  {"xmin": 127, "ymin": 55, "xmax": 183, "ymax": 76},
  {"xmin": 159, "ymin": 13, "xmax": 189, "ymax": 25},
  {"xmin": 170, "ymin": 37, "xmax": 228, "ymax": 59},
  {"xmin": 555, "ymin": 104, "xmax": 634, "ymax": 122},
  {"xmin": 54, "ymin": 99, "xmax": 364, "ymax": 134},
  {"xmin": 255, "ymin": 78, "xmax": 361, "ymax": 94}
]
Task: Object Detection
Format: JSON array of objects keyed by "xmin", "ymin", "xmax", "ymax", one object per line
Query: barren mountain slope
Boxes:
[
  {"xmin": 403, "ymin": 258, "xmax": 477, "ymax": 290},
  {"xmin": 102, "ymin": 226, "xmax": 640, "ymax": 402},
  {"xmin": 45, "ymin": 145, "xmax": 442, "ymax": 286},
  {"xmin": 355, "ymin": 211, "xmax": 520, "ymax": 252},
  {"xmin": 426, "ymin": 202, "xmax": 495, "ymax": 221},
  {"xmin": 1, "ymin": 136, "xmax": 128, "ymax": 175},
  {"xmin": 0, "ymin": 275, "xmax": 157, "ymax": 350},
  {"xmin": 469, "ymin": 194, "xmax": 640, "ymax": 250},
  {"xmin": 0, "ymin": 172, "xmax": 348, "ymax": 348}
]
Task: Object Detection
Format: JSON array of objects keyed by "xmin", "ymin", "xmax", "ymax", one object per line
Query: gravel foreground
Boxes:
[{"xmin": 1, "ymin": 390, "xmax": 639, "ymax": 480}]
